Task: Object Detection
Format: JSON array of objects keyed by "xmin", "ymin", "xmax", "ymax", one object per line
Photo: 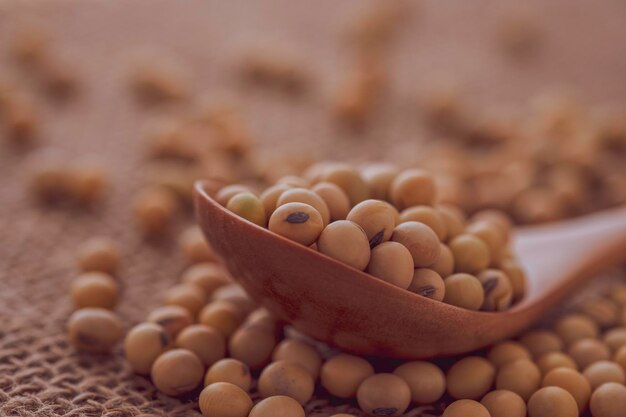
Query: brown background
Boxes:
[{"xmin": 1, "ymin": 0, "xmax": 625, "ymax": 415}]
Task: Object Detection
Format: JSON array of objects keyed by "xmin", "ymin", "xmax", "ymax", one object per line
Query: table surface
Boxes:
[{"xmin": 1, "ymin": 0, "xmax": 625, "ymax": 416}]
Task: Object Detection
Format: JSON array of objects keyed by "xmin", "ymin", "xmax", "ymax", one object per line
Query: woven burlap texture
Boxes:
[{"xmin": 1, "ymin": 0, "xmax": 625, "ymax": 416}]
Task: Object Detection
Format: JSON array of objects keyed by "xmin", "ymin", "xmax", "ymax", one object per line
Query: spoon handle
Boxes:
[{"xmin": 514, "ymin": 205, "xmax": 626, "ymax": 301}]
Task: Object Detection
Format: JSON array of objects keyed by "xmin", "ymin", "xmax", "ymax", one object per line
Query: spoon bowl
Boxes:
[{"xmin": 195, "ymin": 181, "xmax": 626, "ymax": 358}]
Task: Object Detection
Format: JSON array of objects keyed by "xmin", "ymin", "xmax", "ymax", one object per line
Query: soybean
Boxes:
[
  {"xmin": 277, "ymin": 188, "xmax": 330, "ymax": 226},
  {"xmin": 367, "ymin": 241, "xmax": 414, "ymax": 289},
  {"xmin": 390, "ymin": 221, "xmax": 440, "ymax": 267},
  {"xmin": 179, "ymin": 226, "xmax": 216, "ymax": 263},
  {"xmin": 360, "ymin": 163, "xmax": 398, "ymax": 201},
  {"xmin": 71, "ymin": 272, "xmax": 119, "ymax": 309},
  {"xmin": 315, "ymin": 163, "xmax": 370, "ymax": 206},
  {"xmin": 245, "ymin": 308, "xmax": 279, "ymax": 333},
  {"xmin": 147, "ymin": 305, "xmax": 193, "ymax": 337},
  {"xmin": 583, "ymin": 360, "xmax": 626, "ymax": 390},
  {"xmin": 536, "ymin": 351, "xmax": 578, "ymax": 374},
  {"xmin": 477, "ymin": 269, "xmax": 513, "ymax": 311},
  {"xmin": 164, "ymin": 283, "xmax": 207, "ymax": 316},
  {"xmin": 446, "ymin": 356, "xmax": 495, "ymax": 400},
  {"xmin": 151, "ymin": 349, "xmax": 204, "ymax": 396},
  {"xmin": 390, "ymin": 169, "xmax": 437, "ymax": 209},
  {"xmin": 228, "ymin": 326, "xmax": 276, "ymax": 369},
  {"xmin": 124, "ymin": 322, "xmax": 171, "ymax": 375},
  {"xmin": 312, "ymin": 182, "xmax": 351, "ymax": 221},
  {"xmin": 260, "ymin": 183, "xmax": 291, "ymax": 218},
  {"xmin": 212, "ymin": 284, "xmax": 256, "ymax": 315},
  {"xmin": 67, "ymin": 308, "xmax": 122, "ymax": 353},
  {"xmin": 487, "ymin": 341, "xmax": 532, "ymax": 368},
  {"xmin": 249, "ymin": 396, "xmax": 305, "ymax": 417},
  {"xmin": 519, "ymin": 330, "xmax": 564, "ymax": 358},
  {"xmin": 499, "ymin": 259, "xmax": 527, "ymax": 301},
  {"xmin": 272, "ymin": 339, "xmax": 322, "ymax": 379},
  {"xmin": 567, "ymin": 338, "xmax": 611, "ymax": 369},
  {"xmin": 176, "ymin": 324, "xmax": 226, "ymax": 366},
  {"xmin": 199, "ymin": 382, "xmax": 252, "ymax": 417},
  {"xmin": 542, "ymin": 367, "xmax": 591, "ymax": 411},
  {"xmin": 216, "ymin": 184, "xmax": 254, "ymax": 206},
  {"xmin": 204, "ymin": 358, "xmax": 252, "ymax": 391},
  {"xmin": 133, "ymin": 186, "xmax": 178, "ymax": 234},
  {"xmin": 481, "ymin": 390, "xmax": 526, "ymax": 417},
  {"xmin": 603, "ymin": 327, "xmax": 626, "ymax": 352},
  {"xmin": 443, "ymin": 273, "xmax": 484, "ymax": 310},
  {"xmin": 590, "ymin": 382, "xmax": 626, "ymax": 417},
  {"xmin": 67, "ymin": 163, "xmax": 107, "ymax": 204},
  {"xmin": 268, "ymin": 202, "xmax": 324, "ymax": 246},
  {"xmin": 317, "ymin": 220, "xmax": 371, "ymax": 270},
  {"xmin": 399, "ymin": 205, "xmax": 447, "ymax": 241},
  {"xmin": 436, "ymin": 204, "xmax": 466, "ymax": 240},
  {"xmin": 408, "ymin": 268, "xmax": 445, "ymax": 301},
  {"xmin": 579, "ymin": 298, "xmax": 619, "ymax": 328},
  {"xmin": 356, "ymin": 373, "xmax": 411, "ymax": 417},
  {"xmin": 77, "ymin": 237, "xmax": 120, "ymax": 274},
  {"xmin": 394, "ymin": 361, "xmax": 446, "ymax": 404},
  {"xmin": 347, "ymin": 199, "xmax": 396, "ymax": 246},
  {"xmin": 615, "ymin": 341, "xmax": 626, "ymax": 368},
  {"xmin": 321, "ymin": 354, "xmax": 374, "ymax": 398},
  {"xmin": 227, "ymin": 192, "xmax": 267, "ymax": 226},
  {"xmin": 258, "ymin": 360, "xmax": 314, "ymax": 405},
  {"xmin": 429, "ymin": 243, "xmax": 455, "ymax": 278},
  {"xmin": 442, "ymin": 399, "xmax": 490, "ymax": 417},
  {"xmin": 527, "ymin": 386, "xmax": 578, "ymax": 417},
  {"xmin": 555, "ymin": 314, "xmax": 599, "ymax": 346},
  {"xmin": 198, "ymin": 302, "xmax": 242, "ymax": 338},
  {"xmin": 449, "ymin": 234, "xmax": 490, "ymax": 274},
  {"xmin": 276, "ymin": 176, "xmax": 310, "ymax": 188},
  {"xmin": 181, "ymin": 262, "xmax": 229, "ymax": 296},
  {"xmin": 495, "ymin": 358, "xmax": 541, "ymax": 401},
  {"xmin": 467, "ymin": 220, "xmax": 505, "ymax": 265}
]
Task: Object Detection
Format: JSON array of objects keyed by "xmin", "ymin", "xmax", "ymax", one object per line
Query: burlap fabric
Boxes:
[{"xmin": 1, "ymin": 0, "xmax": 625, "ymax": 416}]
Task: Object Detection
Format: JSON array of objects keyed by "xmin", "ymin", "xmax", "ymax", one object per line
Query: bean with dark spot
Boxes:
[
  {"xmin": 286, "ymin": 212, "xmax": 309, "ymax": 223},
  {"xmin": 417, "ymin": 286, "xmax": 436, "ymax": 297},
  {"xmin": 124, "ymin": 322, "xmax": 173, "ymax": 375},
  {"xmin": 205, "ymin": 358, "xmax": 253, "ymax": 391},
  {"xmin": 68, "ymin": 308, "xmax": 122, "ymax": 354},
  {"xmin": 482, "ymin": 278, "xmax": 499, "ymax": 295},
  {"xmin": 357, "ymin": 374, "xmax": 411, "ymax": 416},
  {"xmin": 374, "ymin": 408, "xmax": 399, "ymax": 416},
  {"xmin": 369, "ymin": 230, "xmax": 385, "ymax": 248},
  {"xmin": 347, "ymin": 199, "xmax": 396, "ymax": 246},
  {"xmin": 269, "ymin": 202, "xmax": 324, "ymax": 246}
]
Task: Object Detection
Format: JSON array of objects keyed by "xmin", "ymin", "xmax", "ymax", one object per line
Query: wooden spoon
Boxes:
[{"xmin": 195, "ymin": 181, "xmax": 626, "ymax": 358}]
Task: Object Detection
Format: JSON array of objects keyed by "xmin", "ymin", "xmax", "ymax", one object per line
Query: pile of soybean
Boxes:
[
  {"xmin": 65, "ymin": 162, "xmax": 626, "ymax": 417},
  {"xmin": 220, "ymin": 162, "xmax": 526, "ymax": 312},
  {"xmin": 71, "ymin": 244, "xmax": 626, "ymax": 417}
]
